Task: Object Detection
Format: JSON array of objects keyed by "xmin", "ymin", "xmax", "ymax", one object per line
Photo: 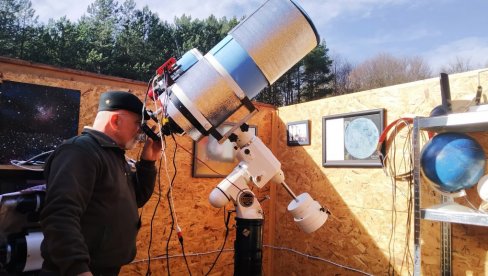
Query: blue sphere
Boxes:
[{"xmin": 420, "ymin": 132, "xmax": 486, "ymax": 193}]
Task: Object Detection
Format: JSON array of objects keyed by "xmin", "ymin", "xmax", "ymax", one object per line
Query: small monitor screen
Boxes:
[{"xmin": 0, "ymin": 81, "xmax": 80, "ymax": 165}]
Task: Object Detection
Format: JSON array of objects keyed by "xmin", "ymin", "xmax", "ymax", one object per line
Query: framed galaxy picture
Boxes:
[
  {"xmin": 322, "ymin": 109, "xmax": 385, "ymax": 167},
  {"xmin": 0, "ymin": 81, "xmax": 80, "ymax": 166}
]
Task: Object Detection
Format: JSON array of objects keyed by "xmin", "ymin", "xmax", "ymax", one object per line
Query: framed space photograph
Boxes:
[
  {"xmin": 0, "ymin": 81, "xmax": 80, "ymax": 166},
  {"xmin": 287, "ymin": 120, "xmax": 311, "ymax": 146},
  {"xmin": 322, "ymin": 109, "xmax": 385, "ymax": 167},
  {"xmin": 193, "ymin": 124, "xmax": 257, "ymax": 177}
]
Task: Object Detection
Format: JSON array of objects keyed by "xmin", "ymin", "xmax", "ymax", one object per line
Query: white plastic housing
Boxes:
[
  {"xmin": 287, "ymin": 193, "xmax": 328, "ymax": 233},
  {"xmin": 24, "ymin": 232, "xmax": 43, "ymax": 272},
  {"xmin": 477, "ymin": 174, "xmax": 488, "ymax": 201}
]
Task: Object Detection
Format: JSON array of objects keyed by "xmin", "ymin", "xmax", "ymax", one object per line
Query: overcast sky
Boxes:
[{"xmin": 31, "ymin": 0, "xmax": 488, "ymax": 73}]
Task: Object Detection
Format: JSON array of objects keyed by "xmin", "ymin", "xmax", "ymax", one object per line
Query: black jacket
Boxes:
[{"xmin": 40, "ymin": 128, "xmax": 157, "ymax": 275}]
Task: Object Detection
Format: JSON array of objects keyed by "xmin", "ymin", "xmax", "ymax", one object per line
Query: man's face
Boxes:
[{"xmin": 116, "ymin": 111, "xmax": 142, "ymax": 150}]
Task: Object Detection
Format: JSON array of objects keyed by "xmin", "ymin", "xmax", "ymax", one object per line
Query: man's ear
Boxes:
[{"xmin": 109, "ymin": 113, "xmax": 120, "ymax": 130}]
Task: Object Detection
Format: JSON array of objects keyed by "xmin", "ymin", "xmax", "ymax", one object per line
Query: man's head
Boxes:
[
  {"xmin": 98, "ymin": 91, "xmax": 148, "ymax": 117},
  {"xmin": 93, "ymin": 91, "xmax": 146, "ymax": 150}
]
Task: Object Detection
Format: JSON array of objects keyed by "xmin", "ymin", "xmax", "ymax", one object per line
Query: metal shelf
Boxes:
[
  {"xmin": 418, "ymin": 110, "xmax": 488, "ymax": 133},
  {"xmin": 413, "ymin": 110, "xmax": 488, "ymax": 276},
  {"xmin": 420, "ymin": 203, "xmax": 488, "ymax": 227},
  {"xmin": 416, "ymin": 111, "xmax": 488, "ymax": 226}
]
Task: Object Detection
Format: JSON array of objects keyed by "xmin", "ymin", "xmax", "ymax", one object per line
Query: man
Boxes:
[{"xmin": 40, "ymin": 91, "xmax": 162, "ymax": 276}]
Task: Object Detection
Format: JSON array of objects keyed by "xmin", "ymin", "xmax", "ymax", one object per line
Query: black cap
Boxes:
[{"xmin": 98, "ymin": 91, "xmax": 149, "ymax": 119}]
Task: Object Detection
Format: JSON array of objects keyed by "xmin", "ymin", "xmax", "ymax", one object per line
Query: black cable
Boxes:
[
  {"xmin": 223, "ymin": 206, "xmax": 227, "ymax": 225},
  {"xmin": 142, "ymin": 74, "xmax": 157, "ymax": 126},
  {"xmin": 167, "ymin": 133, "xmax": 192, "ymax": 276},
  {"xmin": 146, "ymin": 155, "xmax": 164, "ymax": 276},
  {"xmin": 165, "ymin": 134, "xmax": 179, "ymax": 276},
  {"xmin": 205, "ymin": 209, "xmax": 233, "ymax": 276},
  {"xmin": 179, "ymin": 237, "xmax": 192, "ymax": 276},
  {"xmin": 143, "ymin": 73, "xmax": 163, "ymax": 276},
  {"xmin": 144, "ymin": 63, "xmax": 174, "ymax": 276}
]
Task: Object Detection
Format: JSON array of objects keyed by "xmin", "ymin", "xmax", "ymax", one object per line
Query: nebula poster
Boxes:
[{"xmin": 0, "ymin": 81, "xmax": 80, "ymax": 165}]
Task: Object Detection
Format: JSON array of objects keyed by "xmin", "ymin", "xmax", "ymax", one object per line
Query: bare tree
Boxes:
[
  {"xmin": 440, "ymin": 56, "xmax": 473, "ymax": 74},
  {"xmin": 348, "ymin": 52, "xmax": 432, "ymax": 92},
  {"xmin": 331, "ymin": 53, "xmax": 354, "ymax": 95}
]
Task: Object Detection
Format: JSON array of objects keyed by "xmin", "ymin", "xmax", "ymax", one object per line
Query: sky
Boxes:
[{"xmin": 30, "ymin": 0, "xmax": 488, "ymax": 73}]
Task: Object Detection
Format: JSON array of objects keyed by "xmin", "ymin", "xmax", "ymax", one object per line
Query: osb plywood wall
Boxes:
[
  {"xmin": 2, "ymin": 56, "xmax": 488, "ymax": 275},
  {"xmin": 275, "ymin": 69, "xmax": 488, "ymax": 275},
  {"xmin": 0, "ymin": 57, "xmax": 148, "ymax": 133},
  {"xmin": 0, "ymin": 57, "xmax": 277, "ymax": 276},
  {"xmin": 125, "ymin": 104, "xmax": 278, "ymax": 276}
]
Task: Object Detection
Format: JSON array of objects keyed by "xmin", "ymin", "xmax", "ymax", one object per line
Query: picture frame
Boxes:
[
  {"xmin": 287, "ymin": 120, "xmax": 311, "ymax": 146},
  {"xmin": 0, "ymin": 81, "xmax": 80, "ymax": 165},
  {"xmin": 322, "ymin": 108, "xmax": 385, "ymax": 167},
  {"xmin": 192, "ymin": 123, "xmax": 257, "ymax": 177}
]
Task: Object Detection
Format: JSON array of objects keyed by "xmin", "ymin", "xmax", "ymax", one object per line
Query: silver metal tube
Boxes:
[{"xmin": 281, "ymin": 182, "xmax": 298, "ymax": 201}]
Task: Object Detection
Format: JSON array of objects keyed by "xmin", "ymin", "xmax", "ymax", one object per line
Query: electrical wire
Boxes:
[
  {"xmin": 144, "ymin": 75, "xmax": 165, "ymax": 276},
  {"xmin": 142, "ymin": 71, "xmax": 197, "ymax": 276},
  {"xmin": 399, "ymin": 125, "xmax": 414, "ymax": 276},
  {"xmin": 205, "ymin": 209, "xmax": 233, "ymax": 276},
  {"xmin": 145, "ymin": 156, "xmax": 164, "ymax": 276},
  {"xmin": 263, "ymin": 245, "xmax": 374, "ymax": 276},
  {"xmin": 160, "ymin": 137, "xmax": 244, "ymax": 276},
  {"xmin": 172, "ymin": 140, "xmax": 247, "ymax": 195},
  {"xmin": 387, "ymin": 120, "xmax": 399, "ymax": 275},
  {"xmin": 179, "ymin": 235, "xmax": 192, "ymax": 276},
  {"xmin": 165, "ymin": 133, "xmax": 193, "ymax": 276},
  {"xmin": 132, "ymin": 242, "xmax": 377, "ymax": 276},
  {"xmin": 165, "ymin": 134, "xmax": 179, "ymax": 276},
  {"xmin": 10, "ymin": 149, "xmax": 54, "ymax": 171},
  {"xmin": 142, "ymin": 74, "xmax": 157, "ymax": 127},
  {"xmin": 380, "ymin": 118, "xmax": 415, "ymax": 276},
  {"xmin": 131, "ymin": 248, "xmax": 234, "ymax": 264}
]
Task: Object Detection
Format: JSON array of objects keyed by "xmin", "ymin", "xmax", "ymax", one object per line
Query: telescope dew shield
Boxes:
[
  {"xmin": 166, "ymin": 0, "xmax": 319, "ymax": 141},
  {"xmin": 229, "ymin": 0, "xmax": 319, "ymax": 86}
]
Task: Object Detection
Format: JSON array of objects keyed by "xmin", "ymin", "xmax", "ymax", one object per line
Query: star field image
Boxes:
[{"xmin": 0, "ymin": 81, "xmax": 80, "ymax": 165}]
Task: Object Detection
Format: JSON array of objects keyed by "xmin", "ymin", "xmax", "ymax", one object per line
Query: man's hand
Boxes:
[{"xmin": 141, "ymin": 137, "xmax": 162, "ymax": 161}]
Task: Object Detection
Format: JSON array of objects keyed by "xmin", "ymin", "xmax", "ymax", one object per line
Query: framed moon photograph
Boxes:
[{"xmin": 322, "ymin": 109, "xmax": 385, "ymax": 167}]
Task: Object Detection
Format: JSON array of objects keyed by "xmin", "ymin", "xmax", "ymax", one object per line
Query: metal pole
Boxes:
[
  {"xmin": 280, "ymin": 182, "xmax": 298, "ymax": 201},
  {"xmin": 413, "ymin": 117, "xmax": 421, "ymax": 276}
]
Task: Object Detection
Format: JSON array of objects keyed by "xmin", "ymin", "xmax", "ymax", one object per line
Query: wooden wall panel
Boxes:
[
  {"xmin": 2, "ymin": 56, "xmax": 487, "ymax": 275},
  {"xmin": 274, "ymin": 69, "xmax": 488, "ymax": 275},
  {"xmin": 0, "ymin": 57, "xmax": 276, "ymax": 276},
  {"xmin": 128, "ymin": 103, "xmax": 277, "ymax": 276}
]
